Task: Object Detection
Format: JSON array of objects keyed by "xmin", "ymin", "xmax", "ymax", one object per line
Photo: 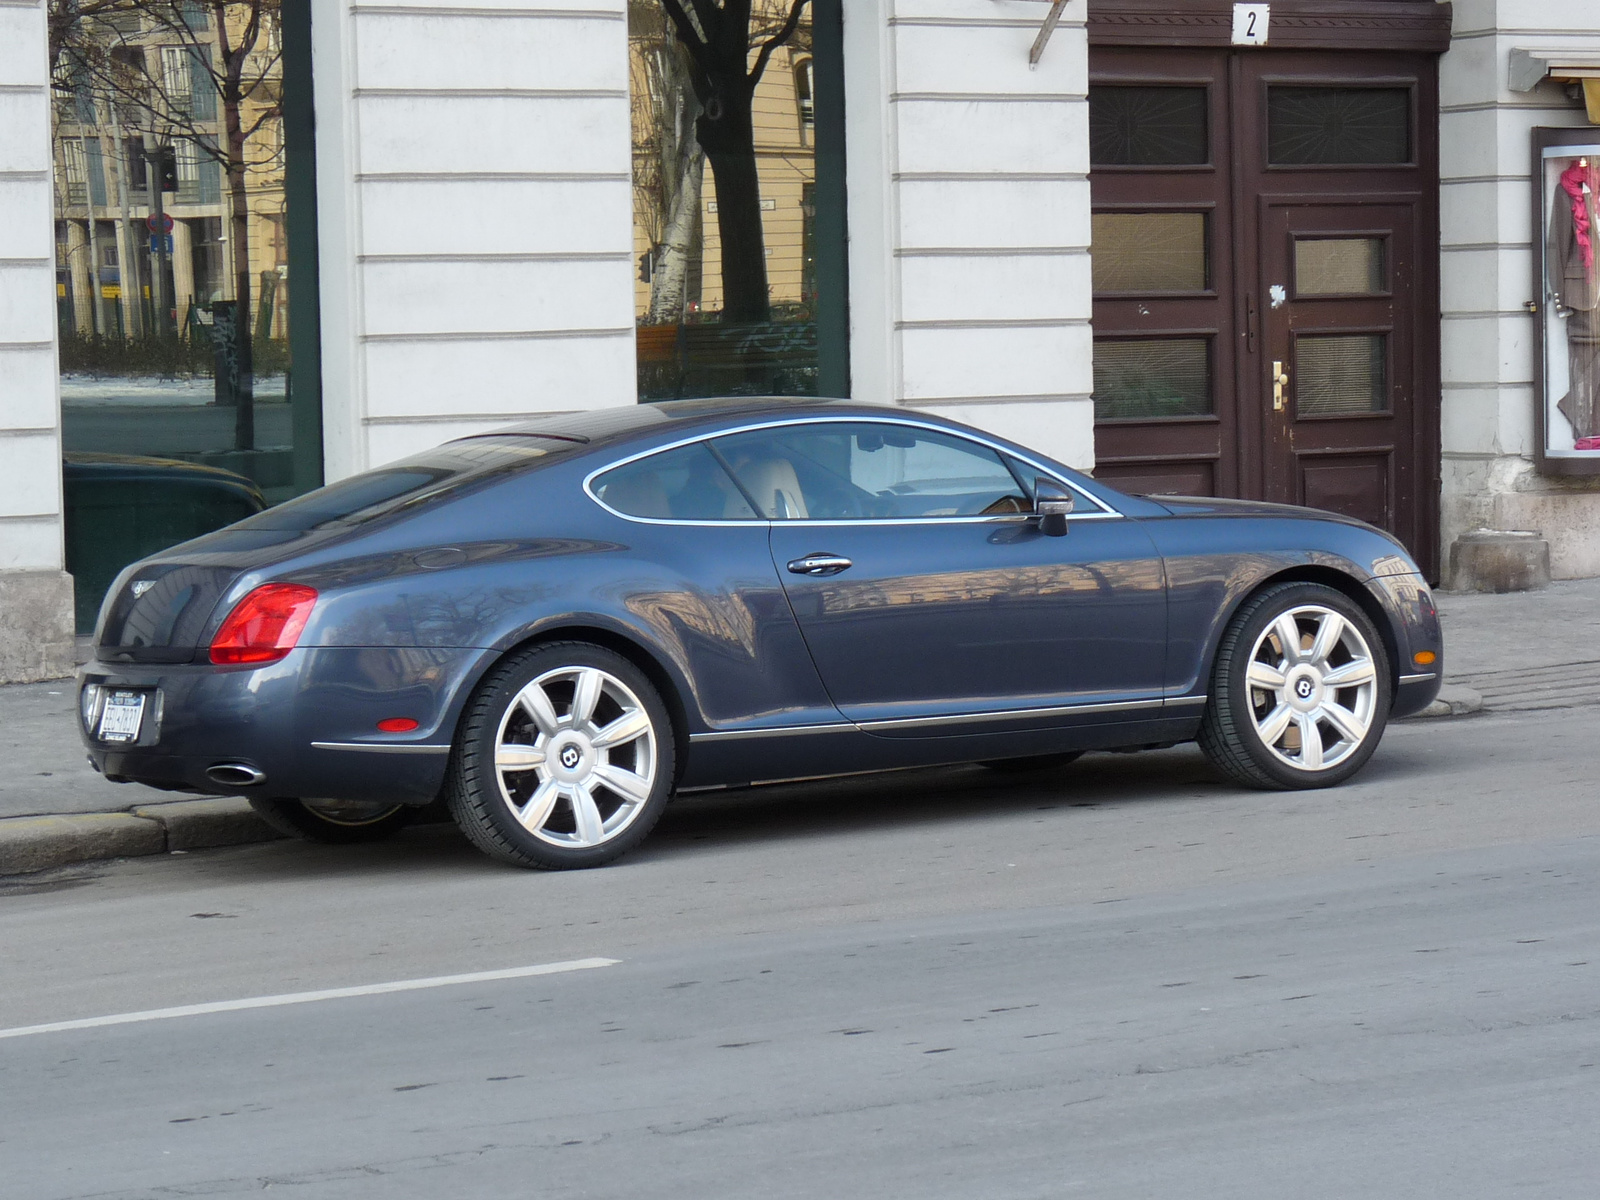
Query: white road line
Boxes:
[{"xmin": 0, "ymin": 957, "xmax": 620, "ymax": 1041}]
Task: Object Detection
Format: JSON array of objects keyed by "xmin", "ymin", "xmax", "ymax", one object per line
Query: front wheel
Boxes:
[
  {"xmin": 247, "ymin": 797, "xmax": 416, "ymax": 844},
  {"xmin": 446, "ymin": 642, "xmax": 676, "ymax": 870},
  {"xmin": 1198, "ymin": 582, "xmax": 1391, "ymax": 790}
]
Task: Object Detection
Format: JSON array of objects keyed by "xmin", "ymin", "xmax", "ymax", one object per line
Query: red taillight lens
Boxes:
[{"xmin": 209, "ymin": 583, "xmax": 318, "ymax": 665}]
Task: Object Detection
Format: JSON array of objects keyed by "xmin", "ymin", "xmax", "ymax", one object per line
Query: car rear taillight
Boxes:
[{"xmin": 209, "ymin": 584, "xmax": 318, "ymax": 665}]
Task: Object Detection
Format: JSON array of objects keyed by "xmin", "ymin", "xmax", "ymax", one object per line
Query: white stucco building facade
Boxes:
[{"xmin": 4, "ymin": 0, "xmax": 1600, "ymax": 682}]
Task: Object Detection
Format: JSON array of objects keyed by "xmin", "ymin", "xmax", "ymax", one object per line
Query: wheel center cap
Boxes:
[
  {"xmin": 1285, "ymin": 666, "xmax": 1322, "ymax": 711},
  {"xmin": 548, "ymin": 733, "xmax": 593, "ymax": 781}
]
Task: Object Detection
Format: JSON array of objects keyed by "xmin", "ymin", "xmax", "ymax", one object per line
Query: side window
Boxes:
[
  {"xmin": 591, "ymin": 443, "xmax": 756, "ymax": 521},
  {"xmin": 711, "ymin": 422, "xmax": 1029, "ymax": 520}
]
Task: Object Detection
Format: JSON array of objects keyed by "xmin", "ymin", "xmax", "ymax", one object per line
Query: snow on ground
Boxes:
[{"xmin": 60, "ymin": 374, "xmax": 288, "ymax": 407}]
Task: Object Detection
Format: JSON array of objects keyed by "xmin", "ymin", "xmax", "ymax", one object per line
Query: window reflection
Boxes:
[
  {"xmin": 631, "ymin": 0, "xmax": 843, "ymax": 401},
  {"xmin": 52, "ymin": 0, "xmax": 302, "ymax": 628}
]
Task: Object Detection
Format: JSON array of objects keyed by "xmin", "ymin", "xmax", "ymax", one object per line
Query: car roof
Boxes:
[{"xmin": 486, "ymin": 396, "xmax": 900, "ymax": 448}]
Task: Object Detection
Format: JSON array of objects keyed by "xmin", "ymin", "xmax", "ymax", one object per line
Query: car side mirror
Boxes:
[{"xmin": 1034, "ymin": 478, "xmax": 1074, "ymax": 537}]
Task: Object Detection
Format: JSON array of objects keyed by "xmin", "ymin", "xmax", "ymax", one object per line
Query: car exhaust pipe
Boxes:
[{"xmin": 207, "ymin": 762, "xmax": 266, "ymax": 788}]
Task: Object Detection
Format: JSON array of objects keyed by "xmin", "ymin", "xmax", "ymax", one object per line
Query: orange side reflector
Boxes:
[{"xmin": 1413, "ymin": 651, "xmax": 1437, "ymax": 666}]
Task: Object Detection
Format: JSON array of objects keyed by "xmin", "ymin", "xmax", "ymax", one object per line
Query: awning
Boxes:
[{"xmin": 1509, "ymin": 48, "xmax": 1600, "ymax": 122}]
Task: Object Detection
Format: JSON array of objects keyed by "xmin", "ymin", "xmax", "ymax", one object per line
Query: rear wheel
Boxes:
[
  {"xmin": 1198, "ymin": 582, "xmax": 1391, "ymax": 790},
  {"xmin": 247, "ymin": 797, "xmax": 416, "ymax": 844},
  {"xmin": 446, "ymin": 641, "xmax": 675, "ymax": 870}
]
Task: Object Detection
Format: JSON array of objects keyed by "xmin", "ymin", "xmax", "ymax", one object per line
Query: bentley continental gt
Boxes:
[{"xmin": 79, "ymin": 398, "xmax": 1443, "ymax": 869}]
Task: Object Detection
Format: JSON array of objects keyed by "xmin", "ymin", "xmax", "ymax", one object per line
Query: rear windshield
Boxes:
[{"xmin": 234, "ymin": 436, "xmax": 577, "ymax": 531}]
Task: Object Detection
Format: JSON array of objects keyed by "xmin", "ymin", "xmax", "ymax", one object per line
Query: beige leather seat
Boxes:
[
  {"xmin": 600, "ymin": 471, "xmax": 671, "ymax": 518},
  {"xmin": 732, "ymin": 457, "xmax": 808, "ymax": 519}
]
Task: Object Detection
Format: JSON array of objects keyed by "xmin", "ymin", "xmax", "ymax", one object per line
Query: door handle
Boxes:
[
  {"xmin": 1272, "ymin": 360, "xmax": 1290, "ymax": 412},
  {"xmin": 787, "ymin": 553, "xmax": 852, "ymax": 577}
]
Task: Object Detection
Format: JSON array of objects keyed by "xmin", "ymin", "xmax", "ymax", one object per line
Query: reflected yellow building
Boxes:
[
  {"xmin": 50, "ymin": 2, "xmax": 287, "ymax": 344},
  {"xmin": 630, "ymin": 0, "xmax": 816, "ymax": 325}
]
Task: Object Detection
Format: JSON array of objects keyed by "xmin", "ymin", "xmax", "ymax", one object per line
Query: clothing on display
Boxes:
[{"xmin": 1547, "ymin": 157, "xmax": 1600, "ymax": 446}]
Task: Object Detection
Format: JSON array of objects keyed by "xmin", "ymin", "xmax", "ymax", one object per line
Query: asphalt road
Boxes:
[{"xmin": 3, "ymin": 705, "xmax": 1598, "ymax": 1198}]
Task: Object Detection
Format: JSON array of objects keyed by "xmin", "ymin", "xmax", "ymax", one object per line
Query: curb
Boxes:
[
  {"xmin": 0, "ymin": 798, "xmax": 284, "ymax": 876},
  {"xmin": 132, "ymin": 797, "xmax": 285, "ymax": 852},
  {"xmin": 1406, "ymin": 683, "xmax": 1484, "ymax": 720}
]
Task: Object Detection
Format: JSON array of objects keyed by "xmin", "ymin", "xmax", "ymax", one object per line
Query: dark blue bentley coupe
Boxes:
[{"xmin": 79, "ymin": 398, "xmax": 1442, "ymax": 869}]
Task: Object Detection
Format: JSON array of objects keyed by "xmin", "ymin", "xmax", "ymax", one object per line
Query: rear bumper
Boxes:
[{"xmin": 78, "ymin": 645, "xmax": 491, "ymax": 804}]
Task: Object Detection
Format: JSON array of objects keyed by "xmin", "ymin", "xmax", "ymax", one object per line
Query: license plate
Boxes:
[{"xmin": 97, "ymin": 691, "xmax": 146, "ymax": 743}]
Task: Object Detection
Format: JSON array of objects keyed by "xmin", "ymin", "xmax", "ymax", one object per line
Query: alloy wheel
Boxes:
[
  {"xmin": 492, "ymin": 665, "xmax": 659, "ymax": 848},
  {"xmin": 1244, "ymin": 604, "xmax": 1379, "ymax": 772}
]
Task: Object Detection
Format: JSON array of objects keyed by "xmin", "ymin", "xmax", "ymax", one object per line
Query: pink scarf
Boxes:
[{"xmin": 1560, "ymin": 160, "xmax": 1599, "ymax": 274}]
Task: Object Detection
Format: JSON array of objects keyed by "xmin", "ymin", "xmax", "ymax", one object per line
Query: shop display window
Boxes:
[{"xmin": 1536, "ymin": 129, "xmax": 1600, "ymax": 474}]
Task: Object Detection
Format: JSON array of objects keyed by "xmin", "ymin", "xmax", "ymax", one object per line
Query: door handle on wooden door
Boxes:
[{"xmin": 1272, "ymin": 360, "xmax": 1290, "ymax": 412}]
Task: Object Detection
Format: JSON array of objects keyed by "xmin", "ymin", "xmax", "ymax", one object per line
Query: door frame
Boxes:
[{"xmin": 1087, "ymin": 10, "xmax": 1446, "ymax": 579}]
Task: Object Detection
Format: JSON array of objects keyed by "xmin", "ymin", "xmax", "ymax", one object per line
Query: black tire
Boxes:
[
  {"xmin": 247, "ymin": 797, "xmax": 416, "ymax": 844},
  {"xmin": 446, "ymin": 641, "xmax": 676, "ymax": 870},
  {"xmin": 1198, "ymin": 581, "xmax": 1391, "ymax": 790},
  {"xmin": 978, "ymin": 752, "xmax": 1084, "ymax": 774}
]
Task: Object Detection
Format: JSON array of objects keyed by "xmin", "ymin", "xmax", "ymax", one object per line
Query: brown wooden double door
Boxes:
[{"xmin": 1089, "ymin": 48, "xmax": 1441, "ymax": 578}]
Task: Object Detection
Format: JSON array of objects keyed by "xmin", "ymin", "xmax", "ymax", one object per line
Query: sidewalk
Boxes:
[{"xmin": 4, "ymin": 576, "xmax": 1599, "ymax": 869}]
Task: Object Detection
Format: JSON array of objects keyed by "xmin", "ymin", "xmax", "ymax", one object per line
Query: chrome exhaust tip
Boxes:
[{"xmin": 207, "ymin": 762, "xmax": 266, "ymax": 788}]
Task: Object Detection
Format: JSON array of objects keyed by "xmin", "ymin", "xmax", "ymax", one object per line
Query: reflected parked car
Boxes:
[
  {"xmin": 78, "ymin": 398, "xmax": 1443, "ymax": 869},
  {"xmin": 63, "ymin": 452, "xmax": 266, "ymax": 633}
]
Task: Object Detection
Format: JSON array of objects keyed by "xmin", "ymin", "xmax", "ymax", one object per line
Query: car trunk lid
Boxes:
[{"xmin": 96, "ymin": 562, "xmax": 244, "ymax": 663}]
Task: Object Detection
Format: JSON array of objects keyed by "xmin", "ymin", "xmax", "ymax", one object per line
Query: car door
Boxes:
[{"xmin": 709, "ymin": 420, "xmax": 1168, "ymax": 737}]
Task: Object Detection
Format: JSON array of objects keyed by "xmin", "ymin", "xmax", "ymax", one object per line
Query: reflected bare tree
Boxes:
[
  {"xmin": 52, "ymin": 0, "xmax": 283, "ymax": 449},
  {"xmin": 655, "ymin": 0, "xmax": 809, "ymax": 324}
]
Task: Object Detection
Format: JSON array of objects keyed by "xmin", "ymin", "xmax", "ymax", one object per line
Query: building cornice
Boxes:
[{"xmin": 1088, "ymin": 0, "xmax": 1452, "ymax": 54}]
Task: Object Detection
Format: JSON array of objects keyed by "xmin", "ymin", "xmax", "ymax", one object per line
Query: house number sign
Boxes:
[{"xmin": 1232, "ymin": 3, "xmax": 1270, "ymax": 45}]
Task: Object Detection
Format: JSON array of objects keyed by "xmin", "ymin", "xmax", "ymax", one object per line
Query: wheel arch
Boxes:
[
  {"xmin": 1211, "ymin": 566, "xmax": 1401, "ymax": 696},
  {"xmin": 450, "ymin": 621, "xmax": 696, "ymax": 786}
]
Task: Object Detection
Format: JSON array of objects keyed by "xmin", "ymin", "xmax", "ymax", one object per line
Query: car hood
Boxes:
[{"xmin": 1148, "ymin": 494, "xmax": 1367, "ymax": 525}]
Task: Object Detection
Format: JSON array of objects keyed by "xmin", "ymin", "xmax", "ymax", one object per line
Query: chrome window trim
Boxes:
[
  {"xmin": 310, "ymin": 741, "xmax": 452, "ymax": 754},
  {"xmin": 582, "ymin": 414, "xmax": 1120, "ymax": 527},
  {"xmin": 687, "ymin": 694, "xmax": 1203, "ymax": 742}
]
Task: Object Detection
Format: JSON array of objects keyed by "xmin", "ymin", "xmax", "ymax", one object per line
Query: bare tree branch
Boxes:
[{"xmin": 749, "ymin": 0, "xmax": 807, "ymax": 88}]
